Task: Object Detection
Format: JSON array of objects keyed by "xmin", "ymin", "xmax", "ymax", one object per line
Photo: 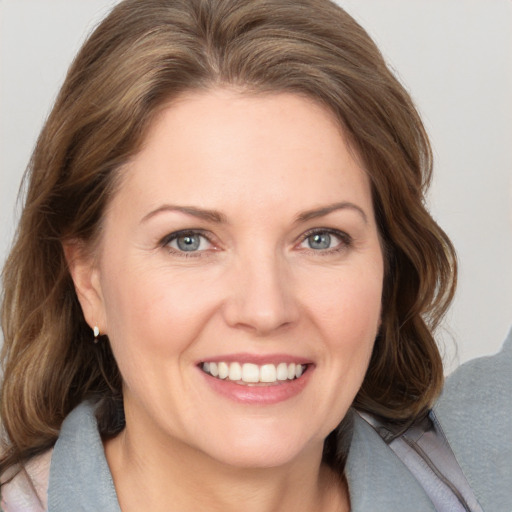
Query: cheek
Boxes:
[
  {"xmin": 304, "ymin": 261, "xmax": 383, "ymax": 387},
  {"xmin": 99, "ymin": 262, "xmax": 220, "ymax": 364},
  {"xmin": 307, "ymin": 263, "xmax": 383, "ymax": 333},
  {"xmin": 98, "ymin": 273, "xmax": 198, "ymax": 404}
]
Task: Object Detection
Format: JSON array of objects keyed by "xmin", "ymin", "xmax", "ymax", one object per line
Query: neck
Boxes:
[{"xmin": 104, "ymin": 422, "xmax": 348, "ymax": 512}]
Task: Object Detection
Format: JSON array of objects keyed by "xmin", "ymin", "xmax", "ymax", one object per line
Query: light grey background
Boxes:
[{"xmin": 1, "ymin": 0, "xmax": 511, "ymax": 372}]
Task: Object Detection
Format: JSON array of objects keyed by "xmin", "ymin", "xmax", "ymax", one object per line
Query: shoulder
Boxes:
[
  {"xmin": 435, "ymin": 327, "xmax": 511, "ymax": 436},
  {"xmin": 1, "ymin": 401, "xmax": 119, "ymax": 512},
  {"xmin": 1, "ymin": 449, "xmax": 52, "ymax": 512},
  {"xmin": 434, "ymin": 328, "xmax": 512, "ymax": 511},
  {"xmin": 437, "ymin": 328, "xmax": 511, "ymax": 411}
]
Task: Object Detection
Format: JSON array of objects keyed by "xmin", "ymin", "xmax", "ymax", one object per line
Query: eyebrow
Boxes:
[
  {"xmin": 294, "ymin": 201, "xmax": 368, "ymax": 224},
  {"xmin": 141, "ymin": 201, "xmax": 368, "ymax": 225},
  {"xmin": 141, "ymin": 205, "xmax": 228, "ymax": 224}
]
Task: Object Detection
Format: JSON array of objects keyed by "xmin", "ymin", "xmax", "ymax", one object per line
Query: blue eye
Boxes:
[
  {"xmin": 307, "ymin": 232, "xmax": 332, "ymax": 250},
  {"xmin": 164, "ymin": 231, "xmax": 212, "ymax": 253},
  {"xmin": 299, "ymin": 229, "xmax": 350, "ymax": 252}
]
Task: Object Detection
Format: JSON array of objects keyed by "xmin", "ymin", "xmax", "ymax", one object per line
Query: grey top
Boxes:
[
  {"xmin": 47, "ymin": 403, "xmax": 121, "ymax": 512},
  {"xmin": 433, "ymin": 331, "xmax": 512, "ymax": 511},
  {"xmin": 358, "ymin": 409, "xmax": 483, "ymax": 511},
  {"xmin": 48, "ymin": 404, "xmax": 442, "ymax": 512},
  {"xmin": 3, "ymin": 330, "xmax": 511, "ymax": 511},
  {"xmin": 344, "ymin": 329, "xmax": 512, "ymax": 511}
]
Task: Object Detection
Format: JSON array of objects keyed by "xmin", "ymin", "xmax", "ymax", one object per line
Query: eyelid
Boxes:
[
  {"xmin": 159, "ymin": 229, "xmax": 217, "ymax": 254},
  {"xmin": 158, "ymin": 227, "xmax": 352, "ymax": 256},
  {"xmin": 296, "ymin": 227, "xmax": 352, "ymax": 252}
]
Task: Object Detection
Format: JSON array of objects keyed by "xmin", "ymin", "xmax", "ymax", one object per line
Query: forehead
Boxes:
[{"xmin": 113, "ymin": 88, "xmax": 372, "ymax": 222}]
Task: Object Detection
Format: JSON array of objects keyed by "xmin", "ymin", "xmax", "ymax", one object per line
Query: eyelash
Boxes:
[
  {"xmin": 159, "ymin": 228, "xmax": 352, "ymax": 257},
  {"xmin": 298, "ymin": 228, "xmax": 353, "ymax": 255},
  {"xmin": 160, "ymin": 229, "xmax": 215, "ymax": 258}
]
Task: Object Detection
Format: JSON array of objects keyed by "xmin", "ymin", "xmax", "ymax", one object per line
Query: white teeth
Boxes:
[
  {"xmin": 228, "ymin": 362, "xmax": 242, "ymax": 381},
  {"xmin": 218, "ymin": 362, "xmax": 229, "ymax": 379},
  {"xmin": 209, "ymin": 362, "xmax": 218, "ymax": 377},
  {"xmin": 260, "ymin": 364, "xmax": 277, "ymax": 383},
  {"xmin": 202, "ymin": 361, "xmax": 307, "ymax": 383},
  {"xmin": 242, "ymin": 363, "xmax": 260, "ymax": 383},
  {"xmin": 276, "ymin": 362, "xmax": 288, "ymax": 381}
]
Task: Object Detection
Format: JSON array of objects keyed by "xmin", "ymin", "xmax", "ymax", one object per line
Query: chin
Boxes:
[
  {"xmin": 196, "ymin": 422, "xmax": 326, "ymax": 470},
  {"xmin": 208, "ymin": 443, "xmax": 309, "ymax": 470}
]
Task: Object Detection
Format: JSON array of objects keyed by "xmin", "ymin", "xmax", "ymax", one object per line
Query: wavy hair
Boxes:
[{"xmin": 1, "ymin": 0, "xmax": 456, "ymax": 474}]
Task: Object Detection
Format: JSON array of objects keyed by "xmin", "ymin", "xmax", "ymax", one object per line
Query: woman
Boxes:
[{"xmin": 0, "ymin": 0, "xmax": 509, "ymax": 510}]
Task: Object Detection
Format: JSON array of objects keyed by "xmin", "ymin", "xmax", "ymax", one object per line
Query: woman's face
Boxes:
[{"xmin": 79, "ymin": 89, "xmax": 384, "ymax": 468}]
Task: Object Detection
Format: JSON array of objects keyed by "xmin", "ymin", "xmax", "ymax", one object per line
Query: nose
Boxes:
[{"xmin": 222, "ymin": 251, "xmax": 300, "ymax": 336}]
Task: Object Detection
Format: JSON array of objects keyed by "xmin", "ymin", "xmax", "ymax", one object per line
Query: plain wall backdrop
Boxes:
[{"xmin": 1, "ymin": 0, "xmax": 511, "ymax": 372}]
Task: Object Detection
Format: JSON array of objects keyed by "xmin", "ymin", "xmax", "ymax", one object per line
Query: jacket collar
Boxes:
[
  {"xmin": 48, "ymin": 402, "xmax": 436, "ymax": 512},
  {"xmin": 344, "ymin": 412, "xmax": 435, "ymax": 511},
  {"xmin": 48, "ymin": 402, "xmax": 121, "ymax": 512}
]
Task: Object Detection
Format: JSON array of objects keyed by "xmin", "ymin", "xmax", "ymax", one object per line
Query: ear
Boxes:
[{"xmin": 63, "ymin": 241, "xmax": 107, "ymax": 335}]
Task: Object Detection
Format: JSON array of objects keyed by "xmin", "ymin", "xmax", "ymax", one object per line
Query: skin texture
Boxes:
[{"xmin": 68, "ymin": 89, "xmax": 384, "ymax": 511}]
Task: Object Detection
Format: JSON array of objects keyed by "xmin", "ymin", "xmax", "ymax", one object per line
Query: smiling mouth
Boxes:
[{"xmin": 200, "ymin": 361, "xmax": 308, "ymax": 385}]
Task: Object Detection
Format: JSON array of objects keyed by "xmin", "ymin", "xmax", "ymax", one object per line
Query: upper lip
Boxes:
[{"xmin": 197, "ymin": 353, "xmax": 313, "ymax": 366}]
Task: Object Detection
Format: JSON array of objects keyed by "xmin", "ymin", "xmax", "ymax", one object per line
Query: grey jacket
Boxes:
[
  {"xmin": 346, "ymin": 329, "xmax": 512, "ymax": 511},
  {"xmin": 2, "ymin": 330, "xmax": 511, "ymax": 511}
]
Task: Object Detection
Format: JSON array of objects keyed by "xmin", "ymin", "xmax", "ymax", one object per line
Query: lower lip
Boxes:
[{"xmin": 200, "ymin": 367, "xmax": 313, "ymax": 405}]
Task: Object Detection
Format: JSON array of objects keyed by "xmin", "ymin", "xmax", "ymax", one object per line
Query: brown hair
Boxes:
[{"xmin": 1, "ymin": 0, "xmax": 456, "ymax": 474}]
